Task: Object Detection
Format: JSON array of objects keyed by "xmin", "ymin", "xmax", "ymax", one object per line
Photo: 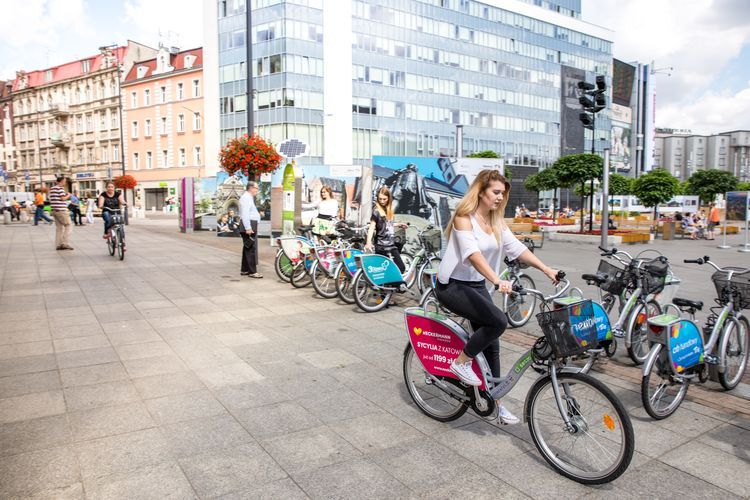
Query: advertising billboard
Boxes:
[
  {"xmin": 726, "ymin": 191, "xmax": 749, "ymax": 222},
  {"xmin": 612, "ymin": 59, "xmax": 636, "ymax": 107},
  {"xmin": 611, "ymin": 104, "xmax": 632, "ymax": 172},
  {"xmin": 561, "ymin": 65, "xmax": 586, "ymax": 155}
]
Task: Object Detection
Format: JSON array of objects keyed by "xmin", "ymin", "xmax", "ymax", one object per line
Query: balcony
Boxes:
[
  {"xmin": 50, "ymin": 103, "xmax": 70, "ymax": 117},
  {"xmin": 50, "ymin": 132, "xmax": 72, "ymax": 148}
]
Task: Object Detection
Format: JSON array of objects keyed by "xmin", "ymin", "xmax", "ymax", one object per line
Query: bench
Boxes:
[
  {"xmin": 508, "ymin": 222, "xmax": 545, "ymax": 248},
  {"xmin": 620, "ymin": 232, "xmax": 650, "ymax": 244}
]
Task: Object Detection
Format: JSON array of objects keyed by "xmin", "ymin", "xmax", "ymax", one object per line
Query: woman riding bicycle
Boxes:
[
  {"xmin": 365, "ymin": 186, "xmax": 408, "ymax": 273},
  {"xmin": 435, "ymin": 169, "xmax": 559, "ymax": 424},
  {"xmin": 98, "ymin": 181, "xmax": 127, "ymax": 245}
]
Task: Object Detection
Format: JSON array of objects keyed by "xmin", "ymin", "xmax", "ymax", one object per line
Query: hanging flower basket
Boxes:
[
  {"xmin": 113, "ymin": 174, "xmax": 137, "ymax": 190},
  {"xmin": 219, "ymin": 134, "xmax": 282, "ymax": 178}
]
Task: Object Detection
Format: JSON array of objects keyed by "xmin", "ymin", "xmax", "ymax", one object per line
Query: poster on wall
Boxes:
[
  {"xmin": 561, "ymin": 65, "xmax": 586, "ymax": 155},
  {"xmin": 726, "ymin": 191, "xmax": 749, "ymax": 222},
  {"xmin": 610, "ymin": 103, "xmax": 632, "ymax": 172},
  {"xmin": 370, "ymin": 156, "xmax": 504, "ymax": 232},
  {"xmin": 298, "ymin": 165, "xmax": 363, "ymax": 225}
]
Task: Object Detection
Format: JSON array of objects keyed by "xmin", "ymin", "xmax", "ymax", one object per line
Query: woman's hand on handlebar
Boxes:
[
  {"xmin": 494, "ymin": 279, "xmax": 513, "ymax": 294},
  {"xmin": 543, "ymin": 267, "xmax": 561, "ymax": 285}
]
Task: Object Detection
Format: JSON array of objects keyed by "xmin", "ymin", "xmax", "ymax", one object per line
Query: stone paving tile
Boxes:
[
  {"xmin": 114, "ymin": 340, "xmax": 174, "ymax": 361},
  {"xmin": 144, "ymin": 389, "xmax": 227, "ymax": 425},
  {"xmin": 660, "ymin": 441, "xmax": 749, "ymax": 497},
  {"xmin": 232, "ymin": 400, "xmax": 323, "ymax": 440},
  {"xmin": 0, "ymin": 446, "xmax": 81, "ymax": 498},
  {"xmin": 82, "ymin": 461, "xmax": 197, "ymax": 500},
  {"xmin": 132, "ymin": 371, "xmax": 206, "ymax": 400},
  {"xmin": 178, "ymin": 443, "xmax": 287, "ymax": 498},
  {"xmin": 262, "ymin": 425, "xmax": 363, "ymax": 474},
  {"xmin": 68, "ymin": 401, "xmax": 156, "ymax": 442},
  {"xmin": 0, "ymin": 353, "xmax": 57, "ymax": 377},
  {"xmin": 17, "ymin": 482, "xmax": 84, "ymax": 500},
  {"xmin": 59, "ymin": 361, "xmax": 129, "ymax": 387},
  {"xmin": 50, "ymin": 323, "xmax": 105, "ymax": 339},
  {"xmin": 105, "ymin": 327, "xmax": 162, "ymax": 346},
  {"xmin": 0, "ymin": 329, "xmax": 52, "ymax": 345},
  {"xmin": 122, "ymin": 354, "xmax": 189, "ymax": 379},
  {"xmin": 52, "ymin": 334, "xmax": 111, "ymax": 353},
  {"xmin": 0, "ymin": 341, "xmax": 54, "ymax": 360},
  {"xmin": 0, "ymin": 414, "xmax": 71, "ymax": 458},
  {"xmin": 330, "ymin": 411, "xmax": 424, "ymax": 454},
  {"xmin": 56, "ymin": 346, "xmax": 120, "ymax": 370},
  {"xmin": 216, "ymin": 478, "xmax": 309, "ymax": 500},
  {"xmin": 160, "ymin": 414, "xmax": 254, "ymax": 458},
  {"xmin": 63, "ymin": 380, "xmax": 141, "ymax": 411},
  {"xmin": 194, "ymin": 362, "xmax": 265, "ymax": 389},
  {"xmin": 212, "ymin": 380, "xmax": 290, "ymax": 410},
  {"xmin": 72, "ymin": 427, "xmax": 174, "ymax": 479},
  {"xmin": 298, "ymin": 348, "xmax": 364, "ymax": 370},
  {"xmin": 215, "ymin": 329, "xmax": 269, "ymax": 347},
  {"xmin": 0, "ymin": 390, "xmax": 66, "ymax": 424}
]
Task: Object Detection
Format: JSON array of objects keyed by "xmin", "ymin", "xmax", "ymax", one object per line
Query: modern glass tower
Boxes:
[{"xmin": 204, "ymin": 0, "xmax": 612, "ymax": 171}]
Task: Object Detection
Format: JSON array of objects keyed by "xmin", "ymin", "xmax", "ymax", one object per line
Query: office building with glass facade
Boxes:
[{"xmin": 204, "ymin": 0, "xmax": 612, "ymax": 172}]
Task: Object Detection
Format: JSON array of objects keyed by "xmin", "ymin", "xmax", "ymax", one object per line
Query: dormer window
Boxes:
[
  {"xmin": 136, "ymin": 65, "xmax": 149, "ymax": 78},
  {"xmin": 184, "ymin": 55, "xmax": 196, "ymax": 69}
]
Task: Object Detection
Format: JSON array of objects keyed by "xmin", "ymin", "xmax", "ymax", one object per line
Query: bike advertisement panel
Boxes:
[
  {"xmin": 358, "ymin": 254, "xmax": 403, "ymax": 285},
  {"xmin": 667, "ymin": 320, "xmax": 705, "ymax": 373},
  {"xmin": 405, "ymin": 310, "xmax": 486, "ymax": 390}
]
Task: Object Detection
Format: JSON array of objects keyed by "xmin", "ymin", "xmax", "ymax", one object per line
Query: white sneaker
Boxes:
[
  {"xmin": 497, "ymin": 403, "xmax": 520, "ymax": 425},
  {"xmin": 449, "ymin": 359, "xmax": 481, "ymax": 386}
]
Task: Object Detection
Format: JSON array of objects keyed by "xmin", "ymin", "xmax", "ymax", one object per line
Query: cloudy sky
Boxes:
[{"xmin": 1, "ymin": 0, "xmax": 748, "ymax": 135}]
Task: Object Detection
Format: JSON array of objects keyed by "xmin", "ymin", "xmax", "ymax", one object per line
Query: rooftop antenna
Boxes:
[{"xmin": 650, "ymin": 60, "xmax": 674, "ymax": 77}]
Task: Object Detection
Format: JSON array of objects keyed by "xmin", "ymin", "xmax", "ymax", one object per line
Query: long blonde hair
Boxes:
[
  {"xmin": 445, "ymin": 169, "xmax": 510, "ymax": 243},
  {"xmin": 375, "ymin": 186, "xmax": 395, "ymax": 220}
]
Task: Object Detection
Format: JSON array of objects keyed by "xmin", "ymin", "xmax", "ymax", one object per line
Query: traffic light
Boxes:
[
  {"xmin": 579, "ymin": 113, "xmax": 594, "ymax": 129},
  {"xmin": 578, "ymin": 75, "xmax": 607, "ymax": 151}
]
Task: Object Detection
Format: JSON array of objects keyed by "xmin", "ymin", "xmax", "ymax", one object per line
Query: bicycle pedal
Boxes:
[
  {"xmin": 703, "ymin": 354, "xmax": 719, "ymax": 365},
  {"xmin": 612, "ymin": 330, "xmax": 625, "ymax": 339}
]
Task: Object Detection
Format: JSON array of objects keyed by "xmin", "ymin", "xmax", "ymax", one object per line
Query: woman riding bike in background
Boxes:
[
  {"xmin": 303, "ymin": 184, "xmax": 342, "ymax": 237},
  {"xmin": 98, "ymin": 181, "xmax": 127, "ymax": 249},
  {"xmin": 365, "ymin": 186, "xmax": 408, "ymax": 273},
  {"xmin": 435, "ymin": 169, "xmax": 559, "ymax": 425}
]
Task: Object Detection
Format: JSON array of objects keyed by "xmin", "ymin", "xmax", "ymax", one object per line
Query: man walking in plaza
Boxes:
[
  {"xmin": 33, "ymin": 188, "xmax": 53, "ymax": 225},
  {"xmin": 239, "ymin": 181, "xmax": 262, "ymax": 278},
  {"xmin": 49, "ymin": 176, "xmax": 73, "ymax": 250}
]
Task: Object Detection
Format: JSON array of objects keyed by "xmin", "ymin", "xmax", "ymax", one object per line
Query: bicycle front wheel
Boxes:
[
  {"xmin": 274, "ymin": 250, "xmax": 294, "ymax": 283},
  {"xmin": 335, "ymin": 264, "xmax": 355, "ymax": 304},
  {"xmin": 718, "ymin": 315, "xmax": 749, "ymax": 390},
  {"xmin": 504, "ymin": 274, "xmax": 537, "ymax": 328},
  {"xmin": 311, "ymin": 261, "xmax": 338, "ymax": 299},
  {"xmin": 526, "ymin": 371, "xmax": 634, "ymax": 485},
  {"xmin": 108, "ymin": 232, "xmax": 116, "ymax": 256},
  {"xmin": 290, "ymin": 261, "xmax": 312, "ymax": 288},
  {"xmin": 626, "ymin": 300, "xmax": 660, "ymax": 365},
  {"xmin": 117, "ymin": 228, "xmax": 125, "ymax": 260},
  {"xmin": 641, "ymin": 346, "xmax": 688, "ymax": 419},
  {"xmin": 403, "ymin": 343, "xmax": 468, "ymax": 421},
  {"xmin": 352, "ymin": 269, "xmax": 391, "ymax": 312},
  {"xmin": 417, "ymin": 256, "xmax": 441, "ymax": 294}
]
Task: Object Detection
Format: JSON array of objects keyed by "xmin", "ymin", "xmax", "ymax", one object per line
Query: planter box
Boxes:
[
  {"xmin": 548, "ymin": 231, "xmax": 653, "ymax": 245},
  {"xmin": 532, "ymin": 224, "xmax": 578, "ymax": 233}
]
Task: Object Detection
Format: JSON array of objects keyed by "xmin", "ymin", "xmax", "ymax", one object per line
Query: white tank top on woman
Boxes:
[{"xmin": 438, "ymin": 213, "xmax": 528, "ymax": 284}]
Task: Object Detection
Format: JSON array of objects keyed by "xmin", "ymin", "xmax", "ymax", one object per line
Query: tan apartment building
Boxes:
[
  {"xmin": 9, "ymin": 41, "xmax": 157, "ymax": 198},
  {"xmin": 0, "ymin": 81, "xmax": 15, "ymax": 190},
  {"xmin": 122, "ymin": 46, "xmax": 204, "ymax": 211}
]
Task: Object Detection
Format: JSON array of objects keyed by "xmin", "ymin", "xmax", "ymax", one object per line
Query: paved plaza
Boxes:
[{"xmin": 0, "ymin": 218, "xmax": 749, "ymax": 499}]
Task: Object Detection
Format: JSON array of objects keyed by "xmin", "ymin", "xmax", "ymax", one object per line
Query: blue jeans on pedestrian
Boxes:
[{"xmin": 34, "ymin": 206, "xmax": 52, "ymax": 225}]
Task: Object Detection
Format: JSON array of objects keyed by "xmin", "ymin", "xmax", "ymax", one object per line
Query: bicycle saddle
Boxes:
[
  {"xmin": 672, "ymin": 297, "xmax": 703, "ymax": 311},
  {"xmin": 297, "ymin": 225, "xmax": 313, "ymax": 233},
  {"xmin": 582, "ymin": 273, "xmax": 607, "ymax": 284}
]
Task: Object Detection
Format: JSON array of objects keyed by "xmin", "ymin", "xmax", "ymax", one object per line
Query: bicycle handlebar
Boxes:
[
  {"xmin": 684, "ymin": 256, "xmax": 749, "ymax": 274},
  {"xmin": 513, "ymin": 272, "xmax": 570, "ymax": 302},
  {"xmin": 102, "ymin": 207, "xmax": 124, "ymax": 212}
]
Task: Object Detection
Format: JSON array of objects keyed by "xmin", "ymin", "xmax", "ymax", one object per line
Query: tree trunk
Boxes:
[
  {"xmin": 580, "ymin": 182, "xmax": 585, "ymax": 233},
  {"xmin": 588, "ymin": 178, "xmax": 594, "ymax": 232},
  {"xmin": 552, "ymin": 188, "xmax": 557, "ymax": 224}
]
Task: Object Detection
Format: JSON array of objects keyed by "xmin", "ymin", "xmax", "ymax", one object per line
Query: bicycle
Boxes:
[
  {"xmin": 581, "ymin": 247, "xmax": 679, "ymax": 364},
  {"xmin": 500, "ymin": 237, "xmax": 538, "ymax": 328},
  {"xmin": 404, "ymin": 272, "xmax": 634, "ymax": 484},
  {"xmin": 352, "ymin": 225, "xmax": 442, "ymax": 313},
  {"xmin": 103, "ymin": 207, "xmax": 126, "ymax": 261},
  {"xmin": 641, "ymin": 256, "xmax": 749, "ymax": 419}
]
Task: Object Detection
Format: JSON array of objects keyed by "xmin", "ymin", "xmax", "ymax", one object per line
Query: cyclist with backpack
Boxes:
[{"xmin": 98, "ymin": 181, "xmax": 127, "ymax": 246}]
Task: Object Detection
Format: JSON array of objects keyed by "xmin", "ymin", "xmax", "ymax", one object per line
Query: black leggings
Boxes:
[
  {"xmin": 375, "ymin": 245, "xmax": 405, "ymax": 273},
  {"xmin": 435, "ymin": 279, "xmax": 508, "ymax": 378}
]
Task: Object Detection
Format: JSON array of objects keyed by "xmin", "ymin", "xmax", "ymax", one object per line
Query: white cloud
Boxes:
[
  {"xmin": 123, "ymin": 0, "xmax": 203, "ymax": 50},
  {"xmin": 581, "ymin": 0, "xmax": 750, "ymax": 133}
]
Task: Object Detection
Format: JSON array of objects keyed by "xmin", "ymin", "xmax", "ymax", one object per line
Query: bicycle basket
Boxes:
[
  {"xmin": 536, "ymin": 299, "xmax": 597, "ymax": 358},
  {"xmin": 596, "ymin": 260, "xmax": 627, "ymax": 295},
  {"xmin": 711, "ymin": 269, "xmax": 750, "ymax": 310},
  {"xmin": 421, "ymin": 228, "xmax": 442, "ymax": 254},
  {"xmin": 642, "ymin": 260, "xmax": 669, "ymax": 295}
]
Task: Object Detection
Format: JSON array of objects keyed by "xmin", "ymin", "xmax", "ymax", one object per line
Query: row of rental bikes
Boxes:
[{"xmin": 273, "ymin": 221, "xmax": 749, "ymax": 485}]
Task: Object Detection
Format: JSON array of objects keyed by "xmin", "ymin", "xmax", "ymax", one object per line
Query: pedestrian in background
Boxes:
[
  {"xmin": 85, "ymin": 196, "xmax": 96, "ymax": 224},
  {"xmin": 707, "ymin": 202, "xmax": 720, "ymax": 240},
  {"xmin": 33, "ymin": 188, "xmax": 53, "ymax": 225},
  {"xmin": 49, "ymin": 176, "xmax": 73, "ymax": 250},
  {"xmin": 69, "ymin": 191, "xmax": 83, "ymax": 226},
  {"xmin": 239, "ymin": 181, "xmax": 262, "ymax": 278}
]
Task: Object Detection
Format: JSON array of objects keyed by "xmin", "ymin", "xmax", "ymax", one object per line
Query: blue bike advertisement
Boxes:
[{"xmin": 668, "ymin": 320, "xmax": 705, "ymax": 373}]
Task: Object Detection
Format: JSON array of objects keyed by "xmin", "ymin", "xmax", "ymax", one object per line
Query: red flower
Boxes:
[
  {"xmin": 113, "ymin": 174, "xmax": 138, "ymax": 190},
  {"xmin": 220, "ymin": 134, "xmax": 282, "ymax": 177}
]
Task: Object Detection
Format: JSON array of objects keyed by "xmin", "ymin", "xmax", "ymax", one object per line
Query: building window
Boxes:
[
  {"xmin": 76, "ymin": 115, "xmax": 83, "ymax": 133},
  {"xmin": 101, "ymin": 146, "xmax": 108, "ymax": 163},
  {"xmin": 86, "ymin": 114, "xmax": 93, "ymax": 132},
  {"xmin": 177, "ymin": 114, "xmax": 185, "ymax": 132},
  {"xmin": 133, "ymin": 152, "xmax": 139, "ymax": 170},
  {"xmin": 193, "ymin": 112, "xmax": 201, "ymax": 131},
  {"xmin": 177, "ymin": 82, "xmax": 184, "ymax": 100},
  {"xmin": 161, "ymin": 149, "xmax": 168, "ymax": 167},
  {"xmin": 160, "ymin": 116, "xmax": 167, "ymax": 135},
  {"xmin": 113, "ymin": 144, "xmax": 120, "ymax": 161},
  {"xmin": 192, "ymin": 79, "xmax": 200, "ymax": 98},
  {"xmin": 99, "ymin": 112, "xmax": 106, "ymax": 130},
  {"xmin": 144, "ymin": 119, "xmax": 151, "ymax": 136},
  {"xmin": 131, "ymin": 121, "xmax": 138, "ymax": 138},
  {"xmin": 179, "ymin": 148, "xmax": 186, "ymax": 166},
  {"xmin": 111, "ymin": 112, "xmax": 118, "ymax": 129},
  {"xmin": 144, "ymin": 89, "xmax": 150, "ymax": 106},
  {"xmin": 194, "ymin": 146, "xmax": 201, "ymax": 165},
  {"xmin": 130, "ymin": 92, "xmax": 137, "ymax": 108},
  {"xmin": 81, "ymin": 60, "xmax": 91, "ymax": 73},
  {"xmin": 160, "ymin": 86, "xmax": 167, "ymax": 103},
  {"xmin": 146, "ymin": 151, "xmax": 152, "ymax": 169}
]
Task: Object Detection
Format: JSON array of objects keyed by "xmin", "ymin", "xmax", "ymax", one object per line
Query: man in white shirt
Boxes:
[{"xmin": 239, "ymin": 181, "xmax": 262, "ymax": 278}]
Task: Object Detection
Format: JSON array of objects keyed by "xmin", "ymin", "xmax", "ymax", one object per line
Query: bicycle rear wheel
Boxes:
[
  {"xmin": 311, "ymin": 261, "xmax": 338, "ymax": 299},
  {"xmin": 335, "ymin": 264, "xmax": 355, "ymax": 304},
  {"xmin": 274, "ymin": 250, "xmax": 294, "ymax": 283},
  {"xmin": 352, "ymin": 269, "xmax": 391, "ymax": 312},
  {"xmin": 641, "ymin": 347, "xmax": 688, "ymax": 419},
  {"xmin": 290, "ymin": 261, "xmax": 312, "ymax": 288},
  {"xmin": 108, "ymin": 232, "xmax": 116, "ymax": 256},
  {"xmin": 526, "ymin": 371, "xmax": 634, "ymax": 484},
  {"xmin": 504, "ymin": 274, "xmax": 537, "ymax": 328},
  {"xmin": 417, "ymin": 257, "xmax": 441, "ymax": 294},
  {"xmin": 403, "ymin": 343, "xmax": 468, "ymax": 421},
  {"xmin": 117, "ymin": 228, "xmax": 125, "ymax": 260},
  {"xmin": 626, "ymin": 300, "xmax": 660, "ymax": 365},
  {"xmin": 718, "ymin": 315, "xmax": 749, "ymax": 390}
]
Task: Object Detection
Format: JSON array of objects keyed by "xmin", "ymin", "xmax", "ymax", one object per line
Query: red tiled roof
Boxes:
[
  {"xmin": 124, "ymin": 48, "xmax": 203, "ymax": 83},
  {"xmin": 13, "ymin": 47, "xmax": 128, "ymax": 90}
]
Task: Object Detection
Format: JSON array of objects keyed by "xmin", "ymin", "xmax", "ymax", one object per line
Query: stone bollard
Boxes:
[{"xmin": 3, "ymin": 210, "xmax": 10, "ymax": 225}]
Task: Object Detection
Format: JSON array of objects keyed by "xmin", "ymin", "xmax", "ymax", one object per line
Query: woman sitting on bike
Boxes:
[
  {"xmin": 365, "ymin": 186, "xmax": 407, "ymax": 273},
  {"xmin": 98, "ymin": 181, "xmax": 126, "ymax": 243},
  {"xmin": 436, "ymin": 169, "xmax": 559, "ymax": 425},
  {"xmin": 304, "ymin": 185, "xmax": 342, "ymax": 236}
]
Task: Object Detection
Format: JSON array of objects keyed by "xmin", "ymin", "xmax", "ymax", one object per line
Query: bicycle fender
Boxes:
[{"xmin": 642, "ymin": 343, "xmax": 663, "ymax": 377}]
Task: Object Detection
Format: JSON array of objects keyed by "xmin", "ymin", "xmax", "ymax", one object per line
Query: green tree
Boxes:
[
  {"xmin": 552, "ymin": 153, "xmax": 603, "ymax": 232},
  {"xmin": 685, "ymin": 169, "xmax": 738, "ymax": 205},
  {"xmin": 467, "ymin": 150, "xmax": 499, "ymax": 158},
  {"xmin": 631, "ymin": 168, "xmax": 680, "ymax": 221},
  {"xmin": 737, "ymin": 181, "xmax": 750, "ymax": 191},
  {"xmin": 608, "ymin": 173, "xmax": 632, "ymax": 197},
  {"xmin": 524, "ymin": 167, "xmax": 559, "ymax": 220}
]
